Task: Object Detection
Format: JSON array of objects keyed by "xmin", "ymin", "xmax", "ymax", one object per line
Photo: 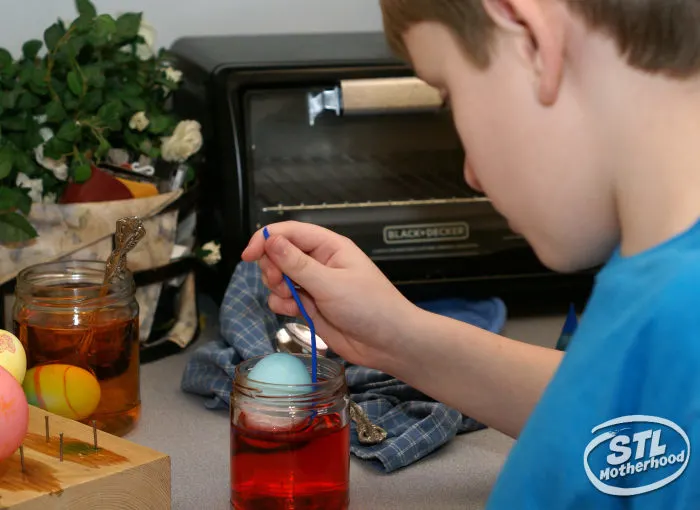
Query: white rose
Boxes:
[
  {"xmin": 117, "ymin": 16, "xmax": 157, "ymax": 60},
  {"xmin": 129, "ymin": 111, "xmax": 150, "ymax": 132},
  {"xmin": 202, "ymin": 241, "xmax": 221, "ymax": 265},
  {"xmin": 136, "ymin": 18, "xmax": 157, "ymax": 60},
  {"xmin": 34, "ymin": 143, "xmax": 68, "ymax": 181},
  {"xmin": 16, "ymin": 173, "xmax": 44, "ymax": 203},
  {"xmin": 33, "ymin": 125, "xmax": 69, "ymax": 181},
  {"xmin": 43, "ymin": 192, "xmax": 57, "ymax": 204},
  {"xmin": 164, "ymin": 67, "xmax": 183, "ymax": 84},
  {"xmin": 161, "ymin": 120, "xmax": 203, "ymax": 163}
]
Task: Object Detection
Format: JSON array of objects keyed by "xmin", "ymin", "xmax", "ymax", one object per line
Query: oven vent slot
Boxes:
[{"xmin": 307, "ymin": 77, "xmax": 443, "ymax": 126}]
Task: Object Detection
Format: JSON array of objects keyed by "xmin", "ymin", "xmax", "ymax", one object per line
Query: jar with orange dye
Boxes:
[{"xmin": 13, "ymin": 260, "xmax": 141, "ymax": 437}]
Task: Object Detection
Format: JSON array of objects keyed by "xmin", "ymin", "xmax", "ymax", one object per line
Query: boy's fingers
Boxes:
[
  {"xmin": 264, "ymin": 234, "xmax": 331, "ymax": 295},
  {"xmin": 243, "ymin": 222, "xmax": 348, "ymax": 273},
  {"xmin": 268, "ymin": 295, "xmax": 300, "ymax": 318},
  {"xmin": 259, "ymin": 255, "xmax": 283, "ymax": 287}
]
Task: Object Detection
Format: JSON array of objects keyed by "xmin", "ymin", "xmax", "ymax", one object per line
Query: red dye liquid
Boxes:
[{"xmin": 231, "ymin": 412, "xmax": 350, "ymax": 510}]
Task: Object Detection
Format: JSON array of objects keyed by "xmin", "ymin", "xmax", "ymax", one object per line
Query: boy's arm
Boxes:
[{"xmin": 387, "ymin": 308, "xmax": 564, "ymax": 439}]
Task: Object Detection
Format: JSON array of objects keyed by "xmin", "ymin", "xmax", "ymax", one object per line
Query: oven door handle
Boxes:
[{"xmin": 307, "ymin": 77, "xmax": 443, "ymax": 125}]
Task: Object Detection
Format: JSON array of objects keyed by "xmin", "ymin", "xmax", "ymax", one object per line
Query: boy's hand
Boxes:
[{"xmin": 242, "ymin": 221, "xmax": 416, "ymax": 371}]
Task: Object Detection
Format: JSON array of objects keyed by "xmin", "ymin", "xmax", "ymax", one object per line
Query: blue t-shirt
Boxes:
[{"xmin": 487, "ymin": 220, "xmax": 700, "ymax": 509}]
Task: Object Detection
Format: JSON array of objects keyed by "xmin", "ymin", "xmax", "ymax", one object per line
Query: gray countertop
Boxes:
[{"xmin": 126, "ymin": 303, "xmax": 564, "ymax": 510}]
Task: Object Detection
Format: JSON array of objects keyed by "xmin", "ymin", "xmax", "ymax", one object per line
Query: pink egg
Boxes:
[{"xmin": 0, "ymin": 365, "xmax": 29, "ymax": 462}]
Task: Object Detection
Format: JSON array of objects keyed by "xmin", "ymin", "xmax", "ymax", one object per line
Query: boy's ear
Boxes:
[{"xmin": 482, "ymin": 0, "xmax": 565, "ymax": 106}]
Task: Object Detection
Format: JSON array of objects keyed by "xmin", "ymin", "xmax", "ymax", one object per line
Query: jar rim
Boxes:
[
  {"xmin": 15, "ymin": 259, "xmax": 135, "ymax": 307},
  {"xmin": 233, "ymin": 354, "xmax": 346, "ymax": 402}
]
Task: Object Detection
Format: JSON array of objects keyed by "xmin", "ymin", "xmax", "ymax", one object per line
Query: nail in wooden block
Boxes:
[{"xmin": 0, "ymin": 406, "xmax": 171, "ymax": 510}]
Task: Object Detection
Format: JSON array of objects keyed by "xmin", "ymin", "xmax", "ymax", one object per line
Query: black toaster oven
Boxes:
[{"xmin": 170, "ymin": 33, "xmax": 594, "ymax": 309}]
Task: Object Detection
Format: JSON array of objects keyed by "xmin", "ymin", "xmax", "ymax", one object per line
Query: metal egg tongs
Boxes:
[
  {"xmin": 102, "ymin": 216, "xmax": 147, "ymax": 287},
  {"xmin": 76, "ymin": 217, "xmax": 146, "ymax": 361},
  {"xmin": 350, "ymin": 401, "xmax": 388, "ymax": 445},
  {"xmin": 276, "ymin": 323, "xmax": 388, "ymax": 445}
]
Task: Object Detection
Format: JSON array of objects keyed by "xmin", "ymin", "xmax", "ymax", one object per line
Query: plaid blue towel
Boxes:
[{"xmin": 181, "ymin": 262, "xmax": 507, "ymax": 473}]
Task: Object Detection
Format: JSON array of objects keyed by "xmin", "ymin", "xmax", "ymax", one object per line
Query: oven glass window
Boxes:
[{"xmin": 244, "ymin": 87, "xmax": 478, "ymax": 225}]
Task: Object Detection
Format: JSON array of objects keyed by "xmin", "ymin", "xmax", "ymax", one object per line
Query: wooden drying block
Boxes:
[{"xmin": 0, "ymin": 406, "xmax": 171, "ymax": 510}]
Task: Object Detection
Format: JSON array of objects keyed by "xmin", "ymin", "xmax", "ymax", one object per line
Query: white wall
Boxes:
[{"xmin": 0, "ymin": 0, "xmax": 383, "ymax": 57}]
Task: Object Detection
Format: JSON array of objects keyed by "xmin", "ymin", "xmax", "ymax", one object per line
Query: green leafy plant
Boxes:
[{"xmin": 0, "ymin": 0, "xmax": 200, "ymax": 245}]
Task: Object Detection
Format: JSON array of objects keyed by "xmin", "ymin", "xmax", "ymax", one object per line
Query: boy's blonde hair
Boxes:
[{"xmin": 380, "ymin": 0, "xmax": 700, "ymax": 77}]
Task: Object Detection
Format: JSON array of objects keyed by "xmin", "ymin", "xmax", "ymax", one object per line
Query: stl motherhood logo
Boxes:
[{"xmin": 584, "ymin": 415, "xmax": 690, "ymax": 496}]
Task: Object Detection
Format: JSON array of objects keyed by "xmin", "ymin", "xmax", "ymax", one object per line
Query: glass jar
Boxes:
[
  {"xmin": 13, "ymin": 260, "xmax": 141, "ymax": 437},
  {"xmin": 230, "ymin": 354, "xmax": 351, "ymax": 510}
]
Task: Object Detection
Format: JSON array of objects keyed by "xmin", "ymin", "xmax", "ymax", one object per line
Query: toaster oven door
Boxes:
[{"xmin": 242, "ymin": 80, "xmax": 541, "ymax": 285}]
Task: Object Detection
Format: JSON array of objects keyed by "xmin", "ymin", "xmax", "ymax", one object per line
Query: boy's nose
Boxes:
[{"xmin": 464, "ymin": 158, "xmax": 483, "ymax": 193}]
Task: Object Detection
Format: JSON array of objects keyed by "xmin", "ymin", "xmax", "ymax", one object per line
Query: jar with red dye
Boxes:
[{"xmin": 230, "ymin": 354, "xmax": 350, "ymax": 510}]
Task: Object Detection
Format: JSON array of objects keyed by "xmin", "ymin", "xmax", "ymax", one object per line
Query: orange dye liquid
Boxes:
[{"xmin": 15, "ymin": 312, "xmax": 140, "ymax": 437}]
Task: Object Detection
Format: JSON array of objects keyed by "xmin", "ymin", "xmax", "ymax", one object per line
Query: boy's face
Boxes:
[{"xmin": 403, "ymin": 21, "xmax": 619, "ymax": 273}]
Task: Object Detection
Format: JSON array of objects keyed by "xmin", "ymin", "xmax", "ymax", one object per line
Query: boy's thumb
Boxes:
[{"xmin": 265, "ymin": 235, "xmax": 328, "ymax": 294}]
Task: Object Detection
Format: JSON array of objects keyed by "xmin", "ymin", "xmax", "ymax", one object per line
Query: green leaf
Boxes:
[
  {"xmin": 62, "ymin": 36, "xmax": 86, "ymax": 59},
  {"xmin": 70, "ymin": 15, "xmax": 94, "ymax": 33},
  {"xmin": 14, "ymin": 152, "xmax": 37, "ymax": 175},
  {"xmin": 0, "ymin": 151, "xmax": 12, "ymax": 179},
  {"xmin": 95, "ymin": 136, "xmax": 111, "ymax": 160},
  {"xmin": 148, "ymin": 115, "xmax": 173, "ymax": 134},
  {"xmin": 1, "ymin": 88, "xmax": 20, "ymax": 109},
  {"xmin": 1, "ymin": 63, "xmax": 18, "ymax": 80},
  {"xmin": 45, "ymin": 100, "xmax": 67, "ymax": 123},
  {"xmin": 4, "ymin": 133, "xmax": 24, "ymax": 149},
  {"xmin": 97, "ymin": 100, "xmax": 124, "ymax": 131},
  {"xmin": 67, "ymin": 70, "xmax": 83, "ymax": 96},
  {"xmin": 18, "ymin": 65, "xmax": 34, "ymax": 85},
  {"xmin": 112, "ymin": 50, "xmax": 133, "ymax": 65},
  {"xmin": 44, "ymin": 22, "xmax": 66, "ymax": 52},
  {"xmin": 75, "ymin": 0, "xmax": 97, "ymax": 18},
  {"xmin": 22, "ymin": 40, "xmax": 43, "ymax": 61},
  {"xmin": 82, "ymin": 89, "xmax": 103, "ymax": 112},
  {"xmin": 71, "ymin": 157, "xmax": 92, "ymax": 183},
  {"xmin": 91, "ymin": 14, "xmax": 117, "ymax": 46},
  {"xmin": 120, "ymin": 82, "xmax": 143, "ymax": 97},
  {"xmin": 123, "ymin": 127, "xmax": 142, "ymax": 151},
  {"xmin": 29, "ymin": 67, "xmax": 49, "ymax": 95},
  {"xmin": 185, "ymin": 165, "xmax": 196, "ymax": 184},
  {"xmin": 0, "ymin": 48, "xmax": 11, "ymax": 70},
  {"xmin": 23, "ymin": 122, "xmax": 45, "ymax": 150},
  {"xmin": 0, "ymin": 114, "xmax": 27, "ymax": 132},
  {"xmin": 51, "ymin": 77, "xmax": 67, "ymax": 97},
  {"xmin": 63, "ymin": 90, "xmax": 80, "ymax": 111},
  {"xmin": 0, "ymin": 211, "xmax": 38, "ymax": 244},
  {"xmin": 123, "ymin": 96, "xmax": 147, "ymax": 111},
  {"xmin": 0, "ymin": 187, "xmax": 31, "ymax": 215},
  {"xmin": 17, "ymin": 91, "xmax": 41, "ymax": 110},
  {"xmin": 82, "ymin": 64, "xmax": 105, "ymax": 88},
  {"xmin": 56, "ymin": 120, "xmax": 81, "ymax": 142},
  {"xmin": 44, "ymin": 136, "xmax": 73, "ymax": 160},
  {"xmin": 147, "ymin": 146, "xmax": 161, "ymax": 159},
  {"xmin": 139, "ymin": 139, "xmax": 155, "ymax": 157},
  {"xmin": 115, "ymin": 12, "xmax": 142, "ymax": 40}
]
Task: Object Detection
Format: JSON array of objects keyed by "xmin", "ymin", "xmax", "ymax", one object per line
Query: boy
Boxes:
[{"xmin": 243, "ymin": 0, "xmax": 700, "ymax": 507}]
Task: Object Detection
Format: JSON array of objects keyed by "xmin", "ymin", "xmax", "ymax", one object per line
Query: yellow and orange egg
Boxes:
[{"xmin": 23, "ymin": 364, "xmax": 102, "ymax": 421}]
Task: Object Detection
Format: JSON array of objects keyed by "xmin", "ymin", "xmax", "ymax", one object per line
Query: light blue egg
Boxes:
[{"xmin": 247, "ymin": 353, "xmax": 312, "ymax": 396}]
